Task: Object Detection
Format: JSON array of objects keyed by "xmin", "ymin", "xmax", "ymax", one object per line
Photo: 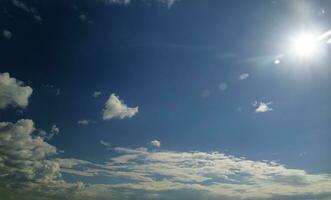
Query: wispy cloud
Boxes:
[{"xmin": 102, "ymin": 93, "xmax": 138, "ymax": 120}]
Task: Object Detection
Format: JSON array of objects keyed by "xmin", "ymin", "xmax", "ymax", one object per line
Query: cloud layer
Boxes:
[
  {"xmin": 0, "ymin": 72, "xmax": 33, "ymax": 109},
  {"xmin": 102, "ymin": 93, "xmax": 138, "ymax": 120}
]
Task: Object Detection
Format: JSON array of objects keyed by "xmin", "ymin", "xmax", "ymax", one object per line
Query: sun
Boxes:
[{"xmin": 290, "ymin": 32, "xmax": 320, "ymax": 59}]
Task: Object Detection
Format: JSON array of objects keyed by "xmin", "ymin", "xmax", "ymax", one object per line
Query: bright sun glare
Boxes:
[{"xmin": 290, "ymin": 32, "xmax": 319, "ymax": 59}]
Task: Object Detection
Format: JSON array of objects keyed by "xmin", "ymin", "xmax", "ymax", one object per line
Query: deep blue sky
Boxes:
[{"xmin": 0, "ymin": 1, "xmax": 331, "ymax": 199}]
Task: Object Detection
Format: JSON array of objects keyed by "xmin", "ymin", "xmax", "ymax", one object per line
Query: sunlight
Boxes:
[{"xmin": 290, "ymin": 32, "xmax": 320, "ymax": 59}]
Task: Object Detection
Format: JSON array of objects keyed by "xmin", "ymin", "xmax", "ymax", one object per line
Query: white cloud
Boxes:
[
  {"xmin": 254, "ymin": 101, "xmax": 273, "ymax": 113},
  {"xmin": 0, "ymin": 119, "xmax": 59, "ymax": 182},
  {"xmin": 3, "ymin": 30, "xmax": 12, "ymax": 39},
  {"xmin": 0, "ymin": 72, "xmax": 33, "ymax": 109},
  {"xmin": 102, "ymin": 93, "xmax": 138, "ymax": 120},
  {"xmin": 239, "ymin": 73, "xmax": 249, "ymax": 80},
  {"xmin": 93, "ymin": 91, "xmax": 102, "ymax": 98},
  {"xmin": 150, "ymin": 140, "xmax": 161, "ymax": 147},
  {"xmin": 57, "ymin": 147, "xmax": 331, "ymax": 200},
  {"xmin": 218, "ymin": 82, "xmax": 228, "ymax": 91},
  {"xmin": 77, "ymin": 119, "xmax": 90, "ymax": 125}
]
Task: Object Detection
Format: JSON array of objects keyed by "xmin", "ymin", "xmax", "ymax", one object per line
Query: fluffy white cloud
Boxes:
[
  {"xmin": 239, "ymin": 73, "xmax": 249, "ymax": 80},
  {"xmin": 93, "ymin": 91, "xmax": 102, "ymax": 98},
  {"xmin": 102, "ymin": 93, "xmax": 138, "ymax": 120},
  {"xmin": 254, "ymin": 101, "xmax": 273, "ymax": 113},
  {"xmin": 0, "ymin": 72, "xmax": 33, "ymax": 109},
  {"xmin": 150, "ymin": 140, "xmax": 161, "ymax": 147},
  {"xmin": 11, "ymin": 0, "xmax": 42, "ymax": 21},
  {"xmin": 3, "ymin": 30, "xmax": 12, "ymax": 39},
  {"xmin": 0, "ymin": 119, "xmax": 59, "ymax": 182}
]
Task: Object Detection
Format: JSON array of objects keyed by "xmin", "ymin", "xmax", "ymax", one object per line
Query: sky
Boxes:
[{"xmin": 0, "ymin": 0, "xmax": 331, "ymax": 199}]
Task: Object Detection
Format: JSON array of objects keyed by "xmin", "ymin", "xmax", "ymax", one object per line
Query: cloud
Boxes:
[
  {"xmin": 3, "ymin": 30, "xmax": 12, "ymax": 39},
  {"xmin": 93, "ymin": 91, "xmax": 102, "ymax": 98},
  {"xmin": 102, "ymin": 93, "xmax": 138, "ymax": 120},
  {"xmin": 100, "ymin": 140, "xmax": 112, "ymax": 148},
  {"xmin": 77, "ymin": 119, "xmax": 90, "ymax": 125},
  {"xmin": 218, "ymin": 82, "xmax": 228, "ymax": 91},
  {"xmin": 0, "ymin": 72, "xmax": 33, "ymax": 109},
  {"xmin": 254, "ymin": 101, "xmax": 273, "ymax": 113},
  {"xmin": 0, "ymin": 119, "xmax": 59, "ymax": 182},
  {"xmin": 11, "ymin": 0, "xmax": 42, "ymax": 22},
  {"xmin": 99, "ymin": 0, "xmax": 178, "ymax": 8},
  {"xmin": 239, "ymin": 73, "xmax": 249, "ymax": 80},
  {"xmin": 56, "ymin": 147, "xmax": 331, "ymax": 200},
  {"xmin": 38, "ymin": 124, "xmax": 60, "ymax": 141},
  {"xmin": 150, "ymin": 140, "xmax": 161, "ymax": 147}
]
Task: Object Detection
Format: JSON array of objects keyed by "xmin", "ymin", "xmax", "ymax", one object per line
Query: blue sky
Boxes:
[{"xmin": 0, "ymin": 0, "xmax": 331, "ymax": 199}]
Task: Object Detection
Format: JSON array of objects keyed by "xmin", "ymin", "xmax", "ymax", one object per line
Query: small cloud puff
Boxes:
[
  {"xmin": 102, "ymin": 93, "xmax": 138, "ymax": 120},
  {"xmin": 218, "ymin": 82, "xmax": 228, "ymax": 91},
  {"xmin": 239, "ymin": 73, "xmax": 249, "ymax": 80},
  {"xmin": 150, "ymin": 140, "xmax": 161, "ymax": 147},
  {"xmin": 253, "ymin": 101, "xmax": 273, "ymax": 113},
  {"xmin": 77, "ymin": 119, "xmax": 90, "ymax": 125},
  {"xmin": 0, "ymin": 72, "xmax": 33, "ymax": 109},
  {"xmin": 93, "ymin": 91, "xmax": 102, "ymax": 98},
  {"xmin": 3, "ymin": 30, "xmax": 12, "ymax": 39}
]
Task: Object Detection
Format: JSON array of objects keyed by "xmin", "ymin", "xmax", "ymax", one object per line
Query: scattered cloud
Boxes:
[
  {"xmin": 93, "ymin": 91, "xmax": 102, "ymax": 98},
  {"xmin": 253, "ymin": 101, "xmax": 273, "ymax": 113},
  {"xmin": 150, "ymin": 140, "xmax": 161, "ymax": 147},
  {"xmin": 11, "ymin": 0, "xmax": 42, "ymax": 22},
  {"xmin": 1, "ymin": 120, "xmax": 331, "ymax": 200},
  {"xmin": 102, "ymin": 93, "xmax": 138, "ymax": 120},
  {"xmin": 39, "ymin": 124, "xmax": 60, "ymax": 141},
  {"xmin": 3, "ymin": 30, "xmax": 12, "ymax": 39},
  {"xmin": 239, "ymin": 73, "xmax": 249, "ymax": 80},
  {"xmin": 0, "ymin": 72, "xmax": 33, "ymax": 109},
  {"xmin": 56, "ymin": 147, "xmax": 331, "ymax": 200},
  {"xmin": 218, "ymin": 82, "xmax": 228, "ymax": 91}
]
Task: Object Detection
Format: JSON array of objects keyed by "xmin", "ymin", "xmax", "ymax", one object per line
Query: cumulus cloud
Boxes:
[
  {"xmin": 0, "ymin": 119, "xmax": 59, "ymax": 182},
  {"xmin": 239, "ymin": 73, "xmax": 249, "ymax": 80},
  {"xmin": 102, "ymin": 93, "xmax": 138, "ymax": 120},
  {"xmin": 150, "ymin": 140, "xmax": 161, "ymax": 147},
  {"xmin": 254, "ymin": 101, "xmax": 273, "ymax": 113},
  {"xmin": 93, "ymin": 91, "xmax": 102, "ymax": 98},
  {"xmin": 0, "ymin": 72, "xmax": 33, "ymax": 109},
  {"xmin": 3, "ymin": 30, "xmax": 12, "ymax": 39}
]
